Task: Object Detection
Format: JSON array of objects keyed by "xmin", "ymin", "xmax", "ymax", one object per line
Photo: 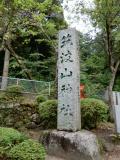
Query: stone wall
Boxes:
[
  {"xmin": 0, "ymin": 101, "xmax": 40, "ymax": 129},
  {"xmin": 0, "ymin": 90, "xmax": 38, "ymax": 101}
]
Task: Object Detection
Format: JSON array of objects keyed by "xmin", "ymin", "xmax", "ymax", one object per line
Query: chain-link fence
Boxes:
[{"xmin": 0, "ymin": 76, "xmax": 54, "ymax": 95}]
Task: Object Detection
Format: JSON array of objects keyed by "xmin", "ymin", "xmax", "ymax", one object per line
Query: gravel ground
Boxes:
[
  {"xmin": 47, "ymin": 153, "xmax": 120, "ymax": 160},
  {"xmin": 46, "ymin": 156, "xmax": 65, "ymax": 160},
  {"xmin": 104, "ymin": 151, "xmax": 120, "ymax": 160}
]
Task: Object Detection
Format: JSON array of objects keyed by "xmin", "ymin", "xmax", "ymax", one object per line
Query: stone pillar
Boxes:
[
  {"xmin": 113, "ymin": 92, "xmax": 120, "ymax": 134},
  {"xmin": 57, "ymin": 28, "xmax": 81, "ymax": 131}
]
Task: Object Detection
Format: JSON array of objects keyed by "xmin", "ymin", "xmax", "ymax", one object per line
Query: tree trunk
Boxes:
[
  {"xmin": 108, "ymin": 60, "xmax": 120, "ymax": 119},
  {"xmin": 5, "ymin": 43, "xmax": 37, "ymax": 92},
  {"xmin": 5, "ymin": 43, "xmax": 33, "ymax": 80},
  {"xmin": 1, "ymin": 49, "xmax": 10, "ymax": 90}
]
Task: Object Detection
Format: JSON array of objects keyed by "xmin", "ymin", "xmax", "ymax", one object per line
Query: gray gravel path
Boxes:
[{"xmin": 46, "ymin": 155, "xmax": 65, "ymax": 160}]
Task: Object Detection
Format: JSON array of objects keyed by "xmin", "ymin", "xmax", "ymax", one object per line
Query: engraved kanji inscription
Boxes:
[
  {"xmin": 61, "ymin": 84, "xmax": 72, "ymax": 94},
  {"xmin": 60, "ymin": 50, "xmax": 73, "ymax": 63},
  {"xmin": 61, "ymin": 34, "xmax": 73, "ymax": 48},
  {"xmin": 59, "ymin": 104, "xmax": 73, "ymax": 117},
  {"xmin": 60, "ymin": 68, "xmax": 73, "ymax": 79}
]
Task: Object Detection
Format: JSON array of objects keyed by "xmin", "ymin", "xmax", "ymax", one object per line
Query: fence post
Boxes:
[
  {"xmin": 49, "ymin": 82, "xmax": 51, "ymax": 96},
  {"xmin": 17, "ymin": 78, "xmax": 19, "ymax": 85}
]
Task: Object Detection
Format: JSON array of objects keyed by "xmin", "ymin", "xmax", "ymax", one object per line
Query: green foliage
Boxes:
[
  {"xmin": 0, "ymin": 127, "xmax": 26, "ymax": 147},
  {"xmin": 0, "ymin": 85, "xmax": 24, "ymax": 102},
  {"xmin": 9, "ymin": 139, "xmax": 46, "ymax": 160},
  {"xmin": 39, "ymin": 99, "xmax": 57, "ymax": 128},
  {"xmin": 0, "ymin": 127, "xmax": 46, "ymax": 160},
  {"xmin": 36, "ymin": 95, "xmax": 47, "ymax": 104},
  {"xmin": 114, "ymin": 75, "xmax": 120, "ymax": 92},
  {"xmin": 84, "ymin": 81, "xmax": 105, "ymax": 99},
  {"xmin": 6, "ymin": 85, "xmax": 24, "ymax": 94},
  {"xmin": 40, "ymin": 86, "xmax": 56, "ymax": 99},
  {"xmin": 0, "ymin": 101, "xmax": 38, "ymax": 129},
  {"xmin": 81, "ymin": 98, "xmax": 109, "ymax": 129},
  {"xmin": 80, "ymin": 33, "xmax": 111, "ymax": 98},
  {"xmin": 0, "ymin": 93, "xmax": 6, "ymax": 102},
  {"xmin": 0, "ymin": 127, "xmax": 26, "ymax": 155},
  {"xmin": 80, "ymin": 0, "xmax": 120, "ymax": 100},
  {"xmin": 0, "ymin": 0, "xmax": 66, "ymax": 81},
  {"xmin": 0, "ymin": 85, "xmax": 38, "ymax": 128},
  {"xmin": 38, "ymin": 98, "xmax": 108, "ymax": 130}
]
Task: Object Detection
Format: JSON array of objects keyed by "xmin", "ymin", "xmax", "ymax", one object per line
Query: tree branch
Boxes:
[{"xmin": 5, "ymin": 41, "xmax": 33, "ymax": 80}]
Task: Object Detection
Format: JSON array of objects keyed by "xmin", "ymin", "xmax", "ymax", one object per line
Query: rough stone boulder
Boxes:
[{"xmin": 40, "ymin": 130, "xmax": 102, "ymax": 160}]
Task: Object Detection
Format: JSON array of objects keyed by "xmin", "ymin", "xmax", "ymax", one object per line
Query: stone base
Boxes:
[{"xmin": 40, "ymin": 130, "xmax": 102, "ymax": 160}]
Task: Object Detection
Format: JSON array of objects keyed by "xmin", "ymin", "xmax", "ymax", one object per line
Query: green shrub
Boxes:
[
  {"xmin": 81, "ymin": 98, "xmax": 109, "ymax": 129},
  {"xmin": 0, "ymin": 127, "xmax": 26, "ymax": 156},
  {"xmin": 38, "ymin": 98, "xmax": 108, "ymax": 130},
  {"xmin": 0, "ymin": 127, "xmax": 26, "ymax": 147},
  {"xmin": 9, "ymin": 139, "xmax": 46, "ymax": 160},
  {"xmin": 0, "ymin": 128, "xmax": 46, "ymax": 160},
  {"xmin": 36, "ymin": 95, "xmax": 47, "ymax": 104},
  {"xmin": 39, "ymin": 100, "xmax": 57, "ymax": 129}
]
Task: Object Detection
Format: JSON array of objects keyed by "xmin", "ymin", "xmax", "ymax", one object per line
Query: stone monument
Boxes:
[
  {"xmin": 57, "ymin": 28, "xmax": 81, "ymax": 131},
  {"xmin": 40, "ymin": 28, "xmax": 101, "ymax": 160}
]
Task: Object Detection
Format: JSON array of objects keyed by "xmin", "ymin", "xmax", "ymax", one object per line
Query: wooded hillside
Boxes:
[{"xmin": 0, "ymin": 0, "xmax": 120, "ymax": 101}]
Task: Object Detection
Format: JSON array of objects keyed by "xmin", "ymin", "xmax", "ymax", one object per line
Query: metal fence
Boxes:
[{"xmin": 0, "ymin": 76, "xmax": 54, "ymax": 95}]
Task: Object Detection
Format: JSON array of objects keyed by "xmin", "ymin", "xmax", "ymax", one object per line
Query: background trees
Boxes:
[
  {"xmin": 0, "ymin": 0, "xmax": 120, "ymax": 108},
  {"xmin": 0, "ymin": 0, "xmax": 66, "ymax": 82},
  {"xmin": 77, "ymin": 0, "xmax": 120, "ymax": 118},
  {"xmin": 89, "ymin": 0, "xmax": 120, "ymax": 111}
]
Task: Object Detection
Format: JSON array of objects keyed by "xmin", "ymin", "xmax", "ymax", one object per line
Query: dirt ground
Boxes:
[
  {"xmin": 93, "ymin": 123, "xmax": 120, "ymax": 160},
  {"xmin": 27, "ymin": 123, "xmax": 120, "ymax": 160}
]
